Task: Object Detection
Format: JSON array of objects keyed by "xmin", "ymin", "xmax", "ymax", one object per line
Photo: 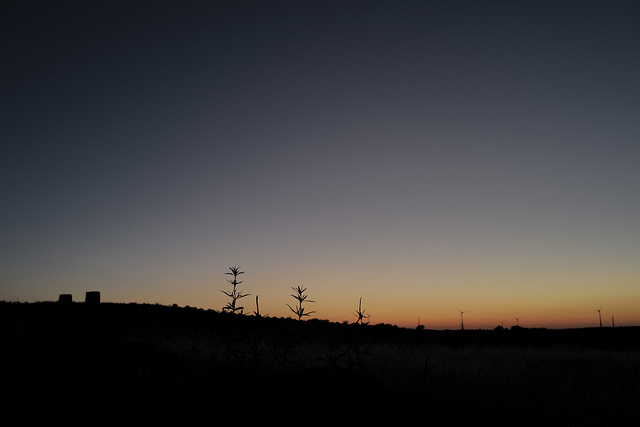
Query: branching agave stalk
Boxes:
[
  {"xmin": 287, "ymin": 285, "xmax": 315, "ymax": 320},
  {"xmin": 221, "ymin": 266, "xmax": 249, "ymax": 314},
  {"xmin": 353, "ymin": 297, "xmax": 370, "ymax": 325}
]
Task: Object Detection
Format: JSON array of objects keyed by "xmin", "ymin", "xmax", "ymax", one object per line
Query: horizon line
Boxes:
[{"xmin": 3, "ymin": 298, "xmax": 637, "ymax": 331}]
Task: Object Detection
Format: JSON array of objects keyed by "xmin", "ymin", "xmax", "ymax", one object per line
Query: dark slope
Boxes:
[{"xmin": 2, "ymin": 301, "xmax": 640, "ymax": 426}]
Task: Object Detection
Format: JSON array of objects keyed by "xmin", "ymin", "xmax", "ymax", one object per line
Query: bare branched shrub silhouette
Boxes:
[
  {"xmin": 221, "ymin": 266, "xmax": 249, "ymax": 314},
  {"xmin": 353, "ymin": 297, "xmax": 370, "ymax": 325},
  {"xmin": 287, "ymin": 285, "xmax": 315, "ymax": 320}
]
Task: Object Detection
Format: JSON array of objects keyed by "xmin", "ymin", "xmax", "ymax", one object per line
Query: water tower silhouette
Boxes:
[
  {"xmin": 58, "ymin": 294, "xmax": 72, "ymax": 304},
  {"xmin": 85, "ymin": 291, "xmax": 101, "ymax": 304}
]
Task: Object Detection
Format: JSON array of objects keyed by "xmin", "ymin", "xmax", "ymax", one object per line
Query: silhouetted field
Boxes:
[{"xmin": 2, "ymin": 301, "xmax": 640, "ymax": 426}]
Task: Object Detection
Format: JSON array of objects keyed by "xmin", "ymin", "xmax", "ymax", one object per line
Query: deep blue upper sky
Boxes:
[{"xmin": 2, "ymin": 1, "xmax": 639, "ymax": 327}]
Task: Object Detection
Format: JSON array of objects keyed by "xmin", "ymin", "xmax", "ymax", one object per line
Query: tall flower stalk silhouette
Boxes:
[
  {"xmin": 221, "ymin": 266, "xmax": 249, "ymax": 314},
  {"xmin": 287, "ymin": 285, "xmax": 315, "ymax": 320},
  {"xmin": 353, "ymin": 297, "xmax": 370, "ymax": 325}
]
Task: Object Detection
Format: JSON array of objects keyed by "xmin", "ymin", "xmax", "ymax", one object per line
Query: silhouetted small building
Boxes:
[
  {"xmin": 58, "ymin": 294, "xmax": 72, "ymax": 304},
  {"xmin": 85, "ymin": 291, "xmax": 100, "ymax": 304}
]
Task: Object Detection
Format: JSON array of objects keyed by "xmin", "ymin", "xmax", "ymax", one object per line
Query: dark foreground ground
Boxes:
[{"xmin": 2, "ymin": 301, "xmax": 640, "ymax": 426}]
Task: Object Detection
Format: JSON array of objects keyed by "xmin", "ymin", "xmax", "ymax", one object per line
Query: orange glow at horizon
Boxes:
[
  {"xmin": 87, "ymin": 275, "xmax": 640, "ymax": 331},
  {"xmin": 20, "ymin": 248, "xmax": 640, "ymax": 331}
]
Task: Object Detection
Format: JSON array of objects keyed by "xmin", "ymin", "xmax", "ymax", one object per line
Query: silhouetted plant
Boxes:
[
  {"xmin": 221, "ymin": 266, "xmax": 249, "ymax": 314},
  {"xmin": 287, "ymin": 285, "xmax": 315, "ymax": 320},
  {"xmin": 318, "ymin": 341, "xmax": 370, "ymax": 372},
  {"xmin": 353, "ymin": 297, "xmax": 370, "ymax": 325},
  {"xmin": 318, "ymin": 341, "xmax": 346, "ymax": 369},
  {"xmin": 212, "ymin": 326, "xmax": 254, "ymax": 367},
  {"xmin": 253, "ymin": 295, "xmax": 266, "ymax": 317},
  {"xmin": 214, "ymin": 336, "xmax": 247, "ymax": 366},
  {"xmin": 267, "ymin": 335, "xmax": 300, "ymax": 371},
  {"xmin": 343, "ymin": 342, "xmax": 370, "ymax": 371}
]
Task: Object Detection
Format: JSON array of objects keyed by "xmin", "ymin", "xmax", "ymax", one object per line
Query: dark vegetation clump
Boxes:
[{"xmin": 2, "ymin": 301, "xmax": 640, "ymax": 426}]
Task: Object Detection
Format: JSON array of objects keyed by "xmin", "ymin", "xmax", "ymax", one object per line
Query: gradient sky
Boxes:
[{"xmin": 3, "ymin": 0, "xmax": 639, "ymax": 329}]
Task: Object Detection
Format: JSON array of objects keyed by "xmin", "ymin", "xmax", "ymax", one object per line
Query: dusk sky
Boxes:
[{"xmin": 3, "ymin": 0, "xmax": 639, "ymax": 329}]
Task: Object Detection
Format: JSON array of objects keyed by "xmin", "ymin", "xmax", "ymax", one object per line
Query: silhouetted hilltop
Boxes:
[
  {"xmin": 2, "ymin": 301, "xmax": 638, "ymax": 349},
  {"xmin": 2, "ymin": 301, "xmax": 640, "ymax": 425}
]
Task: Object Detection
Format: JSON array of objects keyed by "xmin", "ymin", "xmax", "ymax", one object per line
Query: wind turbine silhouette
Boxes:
[
  {"xmin": 514, "ymin": 317, "xmax": 521, "ymax": 327},
  {"xmin": 595, "ymin": 306, "xmax": 603, "ymax": 328},
  {"xmin": 457, "ymin": 308, "xmax": 467, "ymax": 330}
]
